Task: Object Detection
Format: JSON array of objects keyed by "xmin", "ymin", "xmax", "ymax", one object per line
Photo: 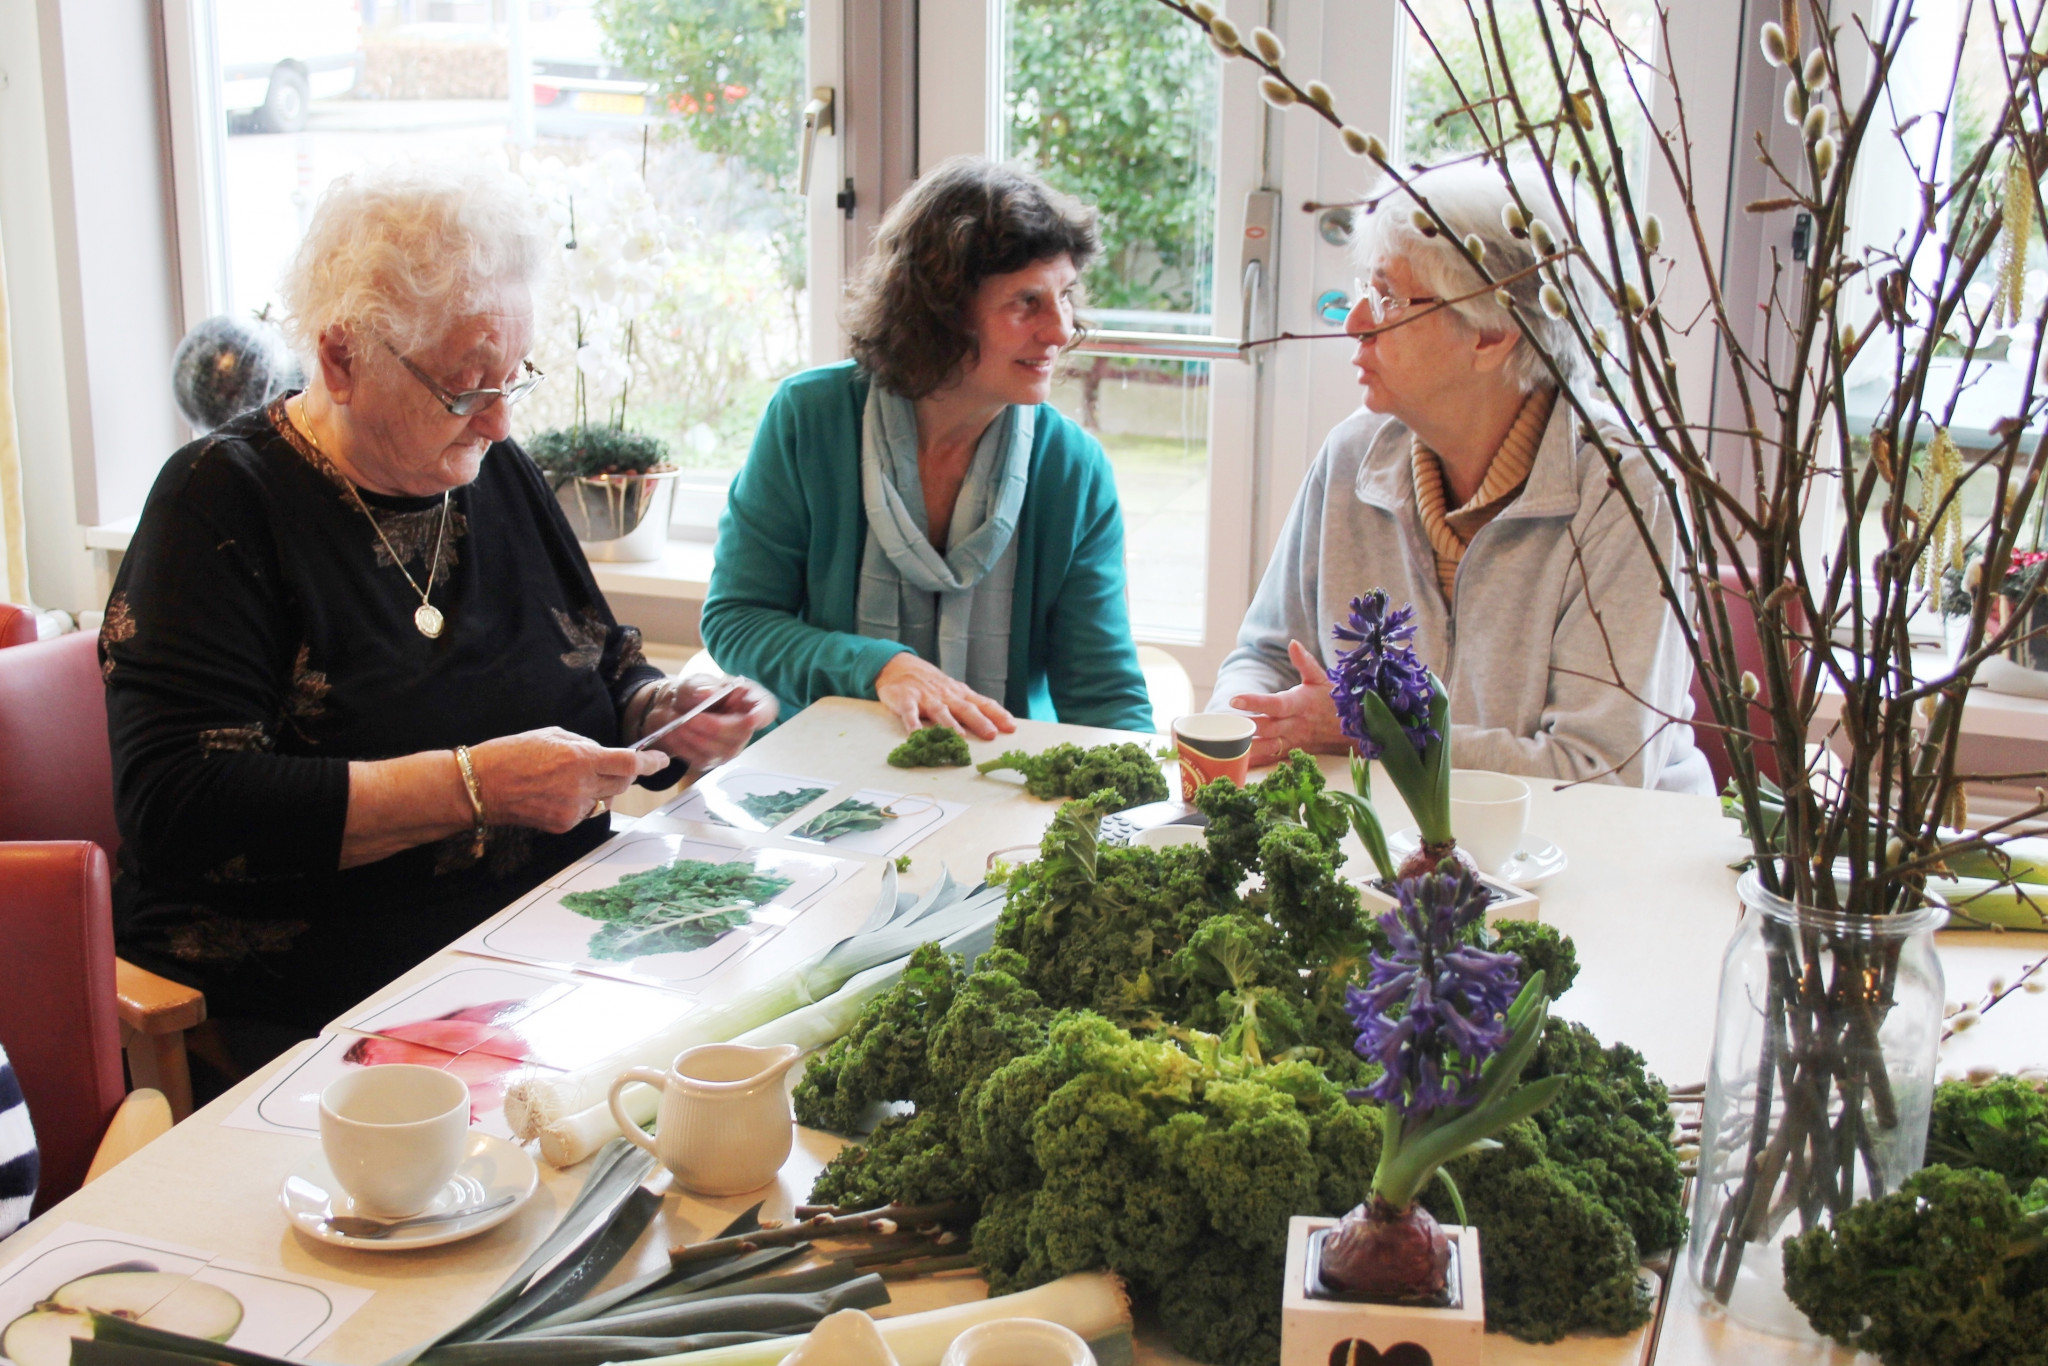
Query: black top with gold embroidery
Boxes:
[{"xmin": 101, "ymin": 399, "xmax": 672, "ymax": 1030}]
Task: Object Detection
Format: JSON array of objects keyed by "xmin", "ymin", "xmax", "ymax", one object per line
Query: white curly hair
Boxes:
[
  {"xmin": 278, "ymin": 164, "xmax": 551, "ymax": 362},
  {"xmin": 1350, "ymin": 159, "xmax": 1604, "ymax": 396}
]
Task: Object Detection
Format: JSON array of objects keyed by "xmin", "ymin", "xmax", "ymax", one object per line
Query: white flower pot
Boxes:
[
  {"xmin": 555, "ymin": 469, "xmax": 679, "ymax": 563},
  {"xmin": 1281, "ymin": 1215, "xmax": 1485, "ymax": 1366}
]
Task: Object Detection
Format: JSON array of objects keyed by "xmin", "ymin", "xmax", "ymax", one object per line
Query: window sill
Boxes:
[{"xmin": 83, "ymin": 515, "xmax": 716, "ymax": 603}]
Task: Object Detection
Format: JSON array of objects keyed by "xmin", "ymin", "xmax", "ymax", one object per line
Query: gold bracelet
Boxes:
[{"xmin": 453, "ymin": 745, "xmax": 488, "ymax": 860}]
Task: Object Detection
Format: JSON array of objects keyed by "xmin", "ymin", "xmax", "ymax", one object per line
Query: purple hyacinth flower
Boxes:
[
  {"xmin": 1330, "ymin": 590, "xmax": 1438, "ymax": 760},
  {"xmin": 1346, "ymin": 868, "xmax": 1522, "ymax": 1118}
]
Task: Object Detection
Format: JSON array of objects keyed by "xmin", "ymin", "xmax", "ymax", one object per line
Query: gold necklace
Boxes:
[{"xmin": 289, "ymin": 400, "xmax": 453, "ymax": 639}]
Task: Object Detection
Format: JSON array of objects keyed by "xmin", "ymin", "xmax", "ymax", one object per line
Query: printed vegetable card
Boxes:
[
  {"xmin": 221, "ymin": 1031, "xmax": 557, "ymax": 1141},
  {"xmin": 657, "ymin": 769, "xmax": 838, "ymax": 832},
  {"xmin": 0, "ymin": 1225, "xmax": 370, "ymax": 1366},
  {"xmin": 340, "ymin": 963, "xmax": 698, "ymax": 1072},
  {"xmin": 783, "ymin": 788, "xmax": 969, "ymax": 860},
  {"xmin": 451, "ymin": 828, "xmax": 863, "ymax": 990}
]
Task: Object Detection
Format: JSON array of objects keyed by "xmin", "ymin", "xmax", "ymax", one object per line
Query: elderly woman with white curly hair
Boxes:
[
  {"xmin": 1209, "ymin": 161, "xmax": 1707, "ymax": 793},
  {"xmin": 100, "ymin": 166, "xmax": 775, "ymax": 1067}
]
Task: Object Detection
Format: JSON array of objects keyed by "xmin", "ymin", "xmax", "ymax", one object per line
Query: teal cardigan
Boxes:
[{"xmin": 702, "ymin": 362, "xmax": 1154, "ymax": 733}]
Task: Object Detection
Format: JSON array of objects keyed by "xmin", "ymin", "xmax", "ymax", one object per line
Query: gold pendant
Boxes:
[{"xmin": 415, "ymin": 604, "xmax": 445, "ymax": 638}]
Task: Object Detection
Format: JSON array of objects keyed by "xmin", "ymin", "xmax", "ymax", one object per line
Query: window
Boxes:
[
  {"xmin": 999, "ymin": 0, "xmax": 1222, "ymax": 644},
  {"xmin": 196, "ymin": 0, "xmax": 815, "ymax": 537}
]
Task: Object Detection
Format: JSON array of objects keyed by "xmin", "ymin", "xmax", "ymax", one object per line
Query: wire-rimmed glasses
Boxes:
[{"xmin": 385, "ymin": 341, "xmax": 546, "ymax": 417}]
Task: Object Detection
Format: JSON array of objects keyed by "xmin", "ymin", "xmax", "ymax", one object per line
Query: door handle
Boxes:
[
  {"xmin": 798, "ymin": 86, "xmax": 835, "ymax": 195},
  {"xmin": 1239, "ymin": 190, "xmax": 1279, "ymax": 342}
]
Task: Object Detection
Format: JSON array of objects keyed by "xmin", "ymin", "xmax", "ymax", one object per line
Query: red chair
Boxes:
[
  {"xmin": 1688, "ymin": 567, "xmax": 1804, "ymax": 790},
  {"xmin": 0, "ymin": 629, "xmax": 206, "ymax": 1207},
  {"xmin": 0, "ymin": 603, "xmax": 35, "ymax": 649}
]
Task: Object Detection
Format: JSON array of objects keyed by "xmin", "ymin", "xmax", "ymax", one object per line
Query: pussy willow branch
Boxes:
[{"xmin": 1149, "ymin": 0, "xmax": 2048, "ymax": 913}]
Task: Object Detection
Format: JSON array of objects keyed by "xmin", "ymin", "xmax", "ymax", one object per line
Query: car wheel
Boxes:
[{"xmin": 259, "ymin": 66, "xmax": 310, "ymax": 134}]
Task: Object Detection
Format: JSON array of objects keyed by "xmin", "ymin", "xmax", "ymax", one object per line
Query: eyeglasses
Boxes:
[
  {"xmin": 1332, "ymin": 278, "xmax": 1445, "ymax": 326},
  {"xmin": 385, "ymin": 341, "xmax": 546, "ymax": 417}
]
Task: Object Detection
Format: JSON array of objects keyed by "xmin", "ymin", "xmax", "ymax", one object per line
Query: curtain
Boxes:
[{"xmin": 0, "ymin": 216, "xmax": 28, "ymax": 605}]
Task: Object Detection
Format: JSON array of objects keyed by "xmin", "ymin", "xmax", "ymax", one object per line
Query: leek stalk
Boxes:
[
  {"xmin": 628, "ymin": 1273, "xmax": 1132, "ymax": 1366},
  {"xmin": 505, "ymin": 871, "xmax": 1006, "ymax": 1142},
  {"xmin": 1924, "ymin": 876, "xmax": 2048, "ymax": 930}
]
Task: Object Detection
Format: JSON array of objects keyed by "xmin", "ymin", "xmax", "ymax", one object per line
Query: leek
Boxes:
[
  {"xmin": 628, "ymin": 1273, "xmax": 1132, "ymax": 1366},
  {"xmin": 1923, "ymin": 876, "xmax": 2048, "ymax": 931},
  {"xmin": 518, "ymin": 870, "xmax": 1005, "ymax": 1161}
]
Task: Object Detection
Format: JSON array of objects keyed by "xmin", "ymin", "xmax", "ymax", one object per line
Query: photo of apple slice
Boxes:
[{"xmin": 2, "ymin": 1267, "xmax": 244, "ymax": 1366}]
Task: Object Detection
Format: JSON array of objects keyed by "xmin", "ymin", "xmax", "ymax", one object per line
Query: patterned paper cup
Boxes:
[{"xmin": 1172, "ymin": 713, "xmax": 1256, "ymax": 802}]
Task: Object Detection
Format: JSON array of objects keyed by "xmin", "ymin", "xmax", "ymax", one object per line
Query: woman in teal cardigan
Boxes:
[{"xmin": 702, "ymin": 159, "xmax": 1153, "ymax": 738}]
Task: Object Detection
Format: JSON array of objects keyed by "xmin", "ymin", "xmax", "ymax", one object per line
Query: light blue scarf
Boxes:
[{"xmin": 856, "ymin": 384, "xmax": 1034, "ymax": 702}]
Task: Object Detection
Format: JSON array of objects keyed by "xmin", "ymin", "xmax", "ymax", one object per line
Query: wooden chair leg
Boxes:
[{"xmin": 123, "ymin": 1026, "xmax": 194, "ymax": 1121}]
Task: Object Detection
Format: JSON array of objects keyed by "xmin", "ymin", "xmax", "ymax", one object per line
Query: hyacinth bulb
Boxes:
[{"xmin": 1317, "ymin": 1198, "xmax": 1453, "ymax": 1301}]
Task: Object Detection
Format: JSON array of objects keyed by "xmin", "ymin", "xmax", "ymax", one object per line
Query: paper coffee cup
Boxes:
[
  {"xmin": 1447, "ymin": 769, "xmax": 1531, "ymax": 876},
  {"xmin": 319, "ymin": 1065, "xmax": 470, "ymax": 1218},
  {"xmin": 1172, "ymin": 713, "xmax": 1256, "ymax": 802}
]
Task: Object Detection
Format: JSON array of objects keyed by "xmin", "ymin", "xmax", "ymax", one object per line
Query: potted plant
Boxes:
[
  {"xmin": 1281, "ymin": 867, "xmax": 1558, "ymax": 1365},
  {"xmin": 1323, "ymin": 592, "xmax": 1538, "ymax": 920},
  {"xmin": 1151, "ymin": 0, "xmax": 2048, "ymax": 1340},
  {"xmin": 525, "ymin": 150, "xmax": 680, "ymax": 563}
]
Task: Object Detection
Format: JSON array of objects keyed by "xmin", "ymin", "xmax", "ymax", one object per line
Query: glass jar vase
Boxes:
[{"xmin": 1686, "ymin": 869, "xmax": 1944, "ymax": 1338}]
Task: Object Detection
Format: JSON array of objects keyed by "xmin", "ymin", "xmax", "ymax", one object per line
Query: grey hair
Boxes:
[
  {"xmin": 1350, "ymin": 159, "xmax": 1603, "ymax": 395},
  {"xmin": 278, "ymin": 164, "xmax": 551, "ymax": 361}
]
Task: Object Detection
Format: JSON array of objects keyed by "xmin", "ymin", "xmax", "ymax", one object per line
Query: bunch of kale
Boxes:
[
  {"xmin": 793, "ymin": 757, "xmax": 1684, "ymax": 1364},
  {"xmin": 1783, "ymin": 1076, "xmax": 2048, "ymax": 1366}
]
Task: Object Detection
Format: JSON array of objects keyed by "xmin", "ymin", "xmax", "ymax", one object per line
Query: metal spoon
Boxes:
[{"xmin": 322, "ymin": 1194, "xmax": 516, "ymax": 1240}]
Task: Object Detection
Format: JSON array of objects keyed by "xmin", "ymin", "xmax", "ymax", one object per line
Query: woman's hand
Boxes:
[
  {"xmin": 630, "ymin": 675, "xmax": 778, "ymax": 771},
  {"xmin": 1227, "ymin": 640, "xmax": 1356, "ymax": 767},
  {"xmin": 874, "ymin": 652, "xmax": 1016, "ymax": 739},
  {"xmin": 470, "ymin": 727, "xmax": 672, "ymax": 834}
]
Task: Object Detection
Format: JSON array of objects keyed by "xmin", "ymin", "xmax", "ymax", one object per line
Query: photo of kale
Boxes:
[
  {"xmin": 714, "ymin": 785, "xmax": 826, "ymax": 827},
  {"xmin": 560, "ymin": 858, "xmax": 795, "ymax": 961},
  {"xmin": 794, "ymin": 798, "xmax": 898, "ymax": 842}
]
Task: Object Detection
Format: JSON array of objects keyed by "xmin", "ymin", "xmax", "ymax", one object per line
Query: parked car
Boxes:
[{"xmin": 216, "ymin": 0, "xmax": 363, "ymax": 133}]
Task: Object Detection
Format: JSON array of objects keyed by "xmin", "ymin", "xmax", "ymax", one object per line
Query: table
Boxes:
[{"xmin": 5, "ymin": 698, "xmax": 2043, "ymax": 1366}]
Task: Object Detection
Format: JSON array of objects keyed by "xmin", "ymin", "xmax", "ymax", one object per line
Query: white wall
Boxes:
[{"xmin": 0, "ymin": 0, "xmax": 93, "ymax": 615}]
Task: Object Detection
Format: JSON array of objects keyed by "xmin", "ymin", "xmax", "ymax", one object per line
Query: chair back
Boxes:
[
  {"xmin": 0, "ymin": 603, "xmax": 36, "ymax": 649},
  {"xmin": 1689, "ymin": 567, "xmax": 1804, "ymax": 791},
  {"xmin": 0, "ymin": 630, "xmax": 121, "ymax": 854},
  {"xmin": 0, "ymin": 842, "xmax": 125, "ymax": 1212}
]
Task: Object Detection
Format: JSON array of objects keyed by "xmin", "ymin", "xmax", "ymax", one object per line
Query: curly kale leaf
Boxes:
[
  {"xmin": 887, "ymin": 725, "xmax": 972, "ymax": 768},
  {"xmin": 1487, "ymin": 919, "xmax": 1580, "ymax": 997},
  {"xmin": 1520, "ymin": 1018, "xmax": 1686, "ymax": 1256},
  {"xmin": 977, "ymin": 741, "xmax": 1166, "ymax": 810},
  {"xmin": 560, "ymin": 859, "xmax": 789, "ymax": 960},
  {"xmin": 1927, "ymin": 1076, "xmax": 2048, "ymax": 1189},
  {"xmin": 791, "ymin": 942, "xmax": 958, "ymax": 1133},
  {"xmin": 1783, "ymin": 1165, "xmax": 2048, "ymax": 1366}
]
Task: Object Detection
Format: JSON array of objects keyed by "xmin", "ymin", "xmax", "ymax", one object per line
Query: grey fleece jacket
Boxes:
[{"xmin": 1209, "ymin": 401, "xmax": 1712, "ymax": 795}]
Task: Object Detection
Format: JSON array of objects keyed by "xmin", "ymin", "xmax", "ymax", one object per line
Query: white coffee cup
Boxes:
[
  {"xmin": 939, "ymin": 1318, "xmax": 1096, "ymax": 1366},
  {"xmin": 1448, "ymin": 769, "xmax": 1532, "ymax": 876},
  {"xmin": 319, "ymin": 1065, "xmax": 470, "ymax": 1218},
  {"xmin": 1135, "ymin": 822, "xmax": 1205, "ymax": 851}
]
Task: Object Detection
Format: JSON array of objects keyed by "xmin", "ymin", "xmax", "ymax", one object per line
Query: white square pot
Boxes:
[
  {"xmin": 1356, "ymin": 874, "xmax": 1538, "ymax": 923},
  {"xmin": 1281, "ymin": 1215, "xmax": 1485, "ymax": 1366}
]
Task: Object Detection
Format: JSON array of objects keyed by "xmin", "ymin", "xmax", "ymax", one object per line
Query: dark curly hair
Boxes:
[{"xmin": 844, "ymin": 157, "xmax": 1100, "ymax": 400}]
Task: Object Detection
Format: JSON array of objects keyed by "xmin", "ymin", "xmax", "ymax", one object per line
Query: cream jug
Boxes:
[{"xmin": 608, "ymin": 1042, "xmax": 804, "ymax": 1195}]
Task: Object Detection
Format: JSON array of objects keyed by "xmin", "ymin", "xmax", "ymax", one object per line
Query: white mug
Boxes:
[
  {"xmin": 319, "ymin": 1065, "xmax": 469, "ymax": 1218},
  {"xmin": 939, "ymin": 1319, "xmax": 1096, "ymax": 1366},
  {"xmin": 610, "ymin": 1042, "xmax": 803, "ymax": 1196},
  {"xmin": 1448, "ymin": 769, "xmax": 1531, "ymax": 876}
]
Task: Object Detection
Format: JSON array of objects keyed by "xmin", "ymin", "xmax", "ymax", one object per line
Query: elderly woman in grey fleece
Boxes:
[{"xmin": 1209, "ymin": 162, "xmax": 1709, "ymax": 794}]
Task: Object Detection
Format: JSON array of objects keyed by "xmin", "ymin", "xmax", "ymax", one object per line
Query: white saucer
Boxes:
[
  {"xmin": 280, "ymin": 1131, "xmax": 537, "ymax": 1250},
  {"xmin": 1387, "ymin": 827, "xmax": 1569, "ymax": 888}
]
